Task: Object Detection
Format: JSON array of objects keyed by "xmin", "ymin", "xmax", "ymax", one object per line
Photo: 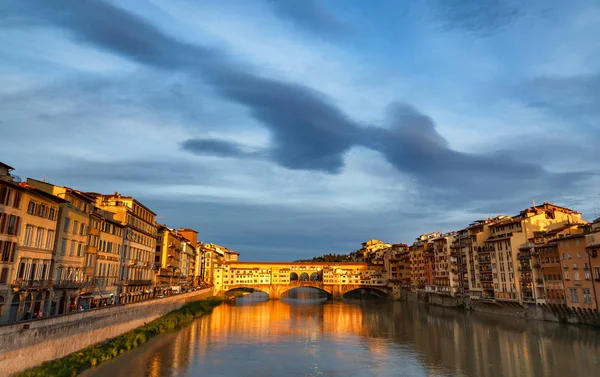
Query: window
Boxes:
[
  {"xmin": 24, "ymin": 225, "xmax": 34, "ymax": 246},
  {"xmin": 63, "ymin": 217, "xmax": 71, "ymax": 232},
  {"xmin": 61, "ymin": 238, "xmax": 67, "ymax": 255},
  {"xmin": 38, "ymin": 204, "xmax": 46, "ymax": 218},
  {"xmin": 582, "ymin": 288, "xmax": 592, "ymax": 304},
  {"xmin": 0, "ymin": 186, "xmax": 9, "ymax": 205},
  {"xmin": 70, "ymin": 240, "xmax": 76, "ymax": 256},
  {"xmin": 77, "ymin": 243, "xmax": 83, "ymax": 257},
  {"xmin": 564, "ymin": 270, "xmax": 569, "ymax": 280},
  {"xmin": 27, "ymin": 201, "xmax": 36, "ymax": 214},
  {"xmin": 46, "ymin": 230, "xmax": 55, "ymax": 250},
  {"xmin": 73, "ymin": 220, "xmax": 79, "ymax": 234},
  {"xmin": 574, "ymin": 270, "xmax": 580, "ymax": 281},
  {"xmin": 35, "ymin": 227, "xmax": 44, "ymax": 248},
  {"xmin": 80, "ymin": 223, "xmax": 86, "ymax": 235},
  {"xmin": 595, "ymin": 268, "xmax": 600, "ymax": 280},
  {"xmin": 1, "ymin": 241, "xmax": 15, "ymax": 262},
  {"xmin": 0, "ymin": 267, "xmax": 8, "ymax": 283},
  {"xmin": 49, "ymin": 207, "xmax": 56, "ymax": 220},
  {"xmin": 569, "ymin": 288, "xmax": 578, "ymax": 303},
  {"xmin": 568, "ymin": 252, "xmax": 572, "ymax": 259},
  {"xmin": 13, "ymin": 191, "xmax": 21, "ymax": 208},
  {"xmin": 577, "ymin": 251, "xmax": 581, "ymax": 259},
  {"xmin": 7, "ymin": 215, "xmax": 18, "ymax": 235},
  {"xmin": 585, "ymin": 270, "xmax": 591, "ymax": 280}
]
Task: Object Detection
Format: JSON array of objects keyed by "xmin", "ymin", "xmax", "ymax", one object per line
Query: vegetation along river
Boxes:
[{"xmin": 82, "ymin": 289, "xmax": 600, "ymax": 377}]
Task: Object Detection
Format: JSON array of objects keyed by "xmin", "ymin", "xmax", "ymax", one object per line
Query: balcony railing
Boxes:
[
  {"xmin": 54, "ymin": 280, "xmax": 85, "ymax": 289},
  {"xmin": 118, "ymin": 279, "xmax": 152, "ymax": 286},
  {"xmin": 11, "ymin": 279, "xmax": 53, "ymax": 290}
]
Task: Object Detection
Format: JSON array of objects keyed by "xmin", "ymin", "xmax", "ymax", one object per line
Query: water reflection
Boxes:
[{"xmin": 82, "ymin": 300, "xmax": 600, "ymax": 377}]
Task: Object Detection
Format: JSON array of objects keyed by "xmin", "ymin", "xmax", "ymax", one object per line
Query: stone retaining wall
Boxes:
[
  {"xmin": 0, "ymin": 287, "xmax": 215, "ymax": 376},
  {"xmin": 397, "ymin": 289, "xmax": 600, "ymax": 326}
]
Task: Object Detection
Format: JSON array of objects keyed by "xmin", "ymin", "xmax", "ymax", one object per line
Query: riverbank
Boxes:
[
  {"xmin": 15, "ymin": 296, "xmax": 223, "ymax": 377},
  {"xmin": 400, "ymin": 290, "xmax": 600, "ymax": 327},
  {"xmin": 0, "ymin": 288, "xmax": 216, "ymax": 376}
]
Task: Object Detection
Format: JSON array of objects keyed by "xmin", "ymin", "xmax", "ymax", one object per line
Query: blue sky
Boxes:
[{"xmin": 1, "ymin": 0, "xmax": 599, "ymax": 261}]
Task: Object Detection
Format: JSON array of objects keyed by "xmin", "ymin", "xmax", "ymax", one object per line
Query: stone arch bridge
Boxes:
[{"xmin": 212, "ymin": 261, "xmax": 390, "ymax": 300}]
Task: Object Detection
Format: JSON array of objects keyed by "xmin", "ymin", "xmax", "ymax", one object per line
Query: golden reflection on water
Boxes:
[{"xmin": 81, "ymin": 297, "xmax": 600, "ymax": 377}]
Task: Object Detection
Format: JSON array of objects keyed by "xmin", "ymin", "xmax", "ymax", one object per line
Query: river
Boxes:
[{"xmin": 82, "ymin": 291, "xmax": 600, "ymax": 377}]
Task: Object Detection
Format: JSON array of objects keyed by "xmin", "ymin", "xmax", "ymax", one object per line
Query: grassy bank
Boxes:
[{"xmin": 16, "ymin": 297, "xmax": 224, "ymax": 377}]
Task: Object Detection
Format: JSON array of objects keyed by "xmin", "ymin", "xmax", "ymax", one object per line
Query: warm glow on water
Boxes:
[{"xmin": 82, "ymin": 292, "xmax": 600, "ymax": 377}]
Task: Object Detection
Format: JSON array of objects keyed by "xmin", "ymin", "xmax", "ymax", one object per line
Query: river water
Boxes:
[{"xmin": 82, "ymin": 291, "xmax": 600, "ymax": 377}]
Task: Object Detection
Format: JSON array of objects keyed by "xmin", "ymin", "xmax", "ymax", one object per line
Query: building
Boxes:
[
  {"xmin": 558, "ymin": 226, "xmax": 596, "ymax": 310},
  {"xmin": 0, "ymin": 178, "xmax": 65, "ymax": 323},
  {"xmin": 177, "ymin": 228, "xmax": 201, "ymax": 286},
  {"xmin": 484, "ymin": 203, "xmax": 584, "ymax": 304},
  {"xmin": 466, "ymin": 219, "xmax": 496, "ymax": 300},
  {"xmin": 155, "ymin": 226, "xmax": 185, "ymax": 289},
  {"xmin": 26, "ymin": 179, "xmax": 95, "ymax": 314},
  {"xmin": 90, "ymin": 193, "xmax": 157, "ymax": 304},
  {"xmin": 83, "ymin": 207, "xmax": 123, "ymax": 308},
  {"xmin": 201, "ymin": 243, "xmax": 238, "ymax": 284},
  {"xmin": 431, "ymin": 233, "xmax": 459, "ymax": 296}
]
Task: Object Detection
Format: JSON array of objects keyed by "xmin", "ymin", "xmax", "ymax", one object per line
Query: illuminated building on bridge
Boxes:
[{"xmin": 211, "ymin": 261, "xmax": 388, "ymax": 299}]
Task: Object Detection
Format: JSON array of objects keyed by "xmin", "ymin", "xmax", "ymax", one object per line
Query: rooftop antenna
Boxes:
[
  {"xmin": 532, "ymin": 199, "xmax": 536, "ymax": 208},
  {"xmin": 42, "ymin": 175, "xmax": 46, "ymax": 183}
]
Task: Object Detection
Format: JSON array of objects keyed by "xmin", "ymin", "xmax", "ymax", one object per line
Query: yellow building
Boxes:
[
  {"xmin": 201, "ymin": 243, "xmax": 239, "ymax": 284},
  {"xmin": 26, "ymin": 179, "xmax": 95, "ymax": 315},
  {"xmin": 90, "ymin": 193, "xmax": 157, "ymax": 304},
  {"xmin": 484, "ymin": 203, "xmax": 584, "ymax": 304},
  {"xmin": 155, "ymin": 226, "xmax": 186, "ymax": 289},
  {"xmin": 0, "ymin": 178, "xmax": 65, "ymax": 322},
  {"xmin": 82, "ymin": 207, "xmax": 123, "ymax": 308}
]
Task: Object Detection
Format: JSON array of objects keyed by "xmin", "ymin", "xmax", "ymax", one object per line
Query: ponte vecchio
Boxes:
[{"xmin": 212, "ymin": 261, "xmax": 389, "ymax": 299}]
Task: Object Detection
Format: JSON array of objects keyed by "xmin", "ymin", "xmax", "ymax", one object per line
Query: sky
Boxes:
[{"xmin": 1, "ymin": 0, "xmax": 599, "ymax": 261}]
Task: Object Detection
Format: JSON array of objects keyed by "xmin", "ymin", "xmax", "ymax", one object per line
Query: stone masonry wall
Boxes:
[{"xmin": 0, "ymin": 288, "xmax": 215, "ymax": 376}]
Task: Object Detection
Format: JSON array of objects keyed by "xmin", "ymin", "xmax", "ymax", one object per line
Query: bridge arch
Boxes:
[
  {"xmin": 225, "ymin": 286, "xmax": 270, "ymax": 299},
  {"xmin": 290, "ymin": 272, "xmax": 299, "ymax": 281},
  {"xmin": 310, "ymin": 272, "xmax": 322, "ymax": 282},
  {"xmin": 342, "ymin": 286, "xmax": 391, "ymax": 299},
  {"xmin": 280, "ymin": 284, "xmax": 332, "ymax": 299},
  {"xmin": 299, "ymin": 272, "xmax": 310, "ymax": 282}
]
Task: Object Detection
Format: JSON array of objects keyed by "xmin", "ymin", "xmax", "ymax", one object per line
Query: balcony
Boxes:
[
  {"xmin": 118, "ymin": 279, "xmax": 152, "ymax": 286},
  {"xmin": 518, "ymin": 265, "xmax": 532, "ymax": 272},
  {"xmin": 11, "ymin": 279, "xmax": 53, "ymax": 290},
  {"xmin": 54, "ymin": 280, "xmax": 85, "ymax": 289},
  {"xmin": 517, "ymin": 253, "xmax": 532, "ymax": 261}
]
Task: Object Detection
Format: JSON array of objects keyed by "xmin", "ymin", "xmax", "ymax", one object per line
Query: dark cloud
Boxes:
[
  {"xmin": 264, "ymin": 0, "xmax": 348, "ymax": 36},
  {"xmin": 1, "ymin": 0, "xmax": 593, "ymax": 229},
  {"xmin": 2, "ymin": 0, "xmax": 359, "ymax": 174},
  {"xmin": 180, "ymin": 138, "xmax": 262, "ymax": 159},
  {"xmin": 362, "ymin": 103, "xmax": 588, "ymax": 204}
]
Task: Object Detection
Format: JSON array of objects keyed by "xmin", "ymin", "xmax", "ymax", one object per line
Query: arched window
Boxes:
[
  {"xmin": 299, "ymin": 273, "xmax": 309, "ymax": 282},
  {"xmin": 290, "ymin": 272, "xmax": 298, "ymax": 281},
  {"xmin": 310, "ymin": 272, "xmax": 321, "ymax": 282}
]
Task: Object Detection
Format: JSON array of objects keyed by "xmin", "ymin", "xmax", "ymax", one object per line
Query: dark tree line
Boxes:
[{"xmin": 294, "ymin": 253, "xmax": 349, "ymax": 263}]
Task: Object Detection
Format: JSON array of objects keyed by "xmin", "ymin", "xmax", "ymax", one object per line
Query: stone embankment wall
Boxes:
[
  {"xmin": 0, "ymin": 288, "xmax": 215, "ymax": 376},
  {"xmin": 397, "ymin": 289, "xmax": 600, "ymax": 326}
]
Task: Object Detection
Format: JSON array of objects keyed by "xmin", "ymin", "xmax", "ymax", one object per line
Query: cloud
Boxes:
[
  {"xmin": 426, "ymin": 0, "xmax": 525, "ymax": 35},
  {"xmin": 264, "ymin": 0, "xmax": 348, "ymax": 36},
  {"xmin": 180, "ymin": 138, "xmax": 262, "ymax": 159},
  {"xmin": 362, "ymin": 103, "xmax": 588, "ymax": 205},
  {"xmin": 519, "ymin": 74, "xmax": 600, "ymax": 132}
]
